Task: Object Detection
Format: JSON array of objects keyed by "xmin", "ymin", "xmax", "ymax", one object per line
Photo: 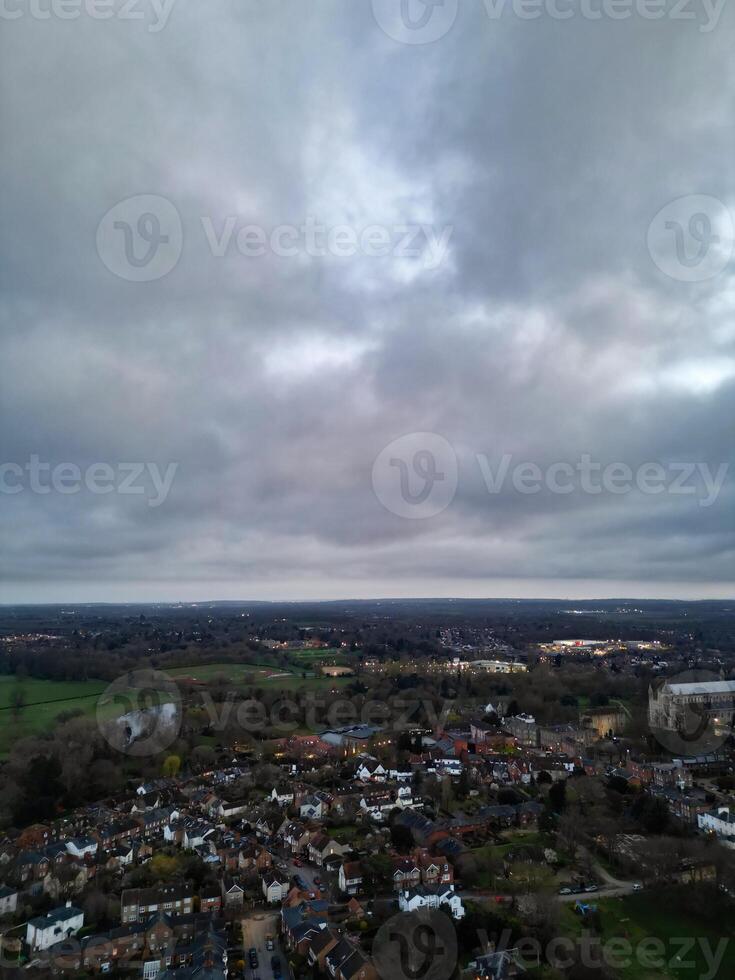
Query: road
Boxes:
[{"xmin": 241, "ymin": 911, "xmax": 285, "ymax": 980}]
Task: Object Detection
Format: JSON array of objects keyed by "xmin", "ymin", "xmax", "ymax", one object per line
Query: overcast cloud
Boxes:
[{"xmin": 1, "ymin": 0, "xmax": 734, "ymax": 602}]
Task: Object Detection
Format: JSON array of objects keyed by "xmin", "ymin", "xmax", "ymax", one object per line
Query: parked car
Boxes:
[
  {"xmin": 271, "ymin": 956, "xmax": 282, "ymax": 979},
  {"xmin": 558, "ymin": 886, "xmax": 572, "ymax": 895},
  {"xmin": 265, "ymin": 935, "xmax": 274, "ymax": 951},
  {"xmin": 248, "ymin": 948, "xmax": 258, "ymax": 969},
  {"xmin": 632, "ymin": 882, "xmax": 643, "ymax": 891},
  {"xmin": 584, "ymin": 884, "xmax": 599, "ymax": 893},
  {"xmin": 293, "ymin": 858, "xmax": 303, "ymax": 867},
  {"xmin": 314, "ymin": 876, "xmax": 322, "ymax": 886}
]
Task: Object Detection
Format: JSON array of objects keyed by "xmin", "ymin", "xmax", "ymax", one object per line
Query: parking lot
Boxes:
[{"xmin": 241, "ymin": 911, "xmax": 285, "ymax": 980}]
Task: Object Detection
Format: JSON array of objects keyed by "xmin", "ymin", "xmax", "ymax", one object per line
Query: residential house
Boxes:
[
  {"xmin": 355, "ymin": 759, "xmax": 386, "ymax": 782},
  {"xmin": 698, "ymin": 806, "xmax": 735, "ymax": 843},
  {"xmin": 199, "ymin": 884, "xmax": 222, "ymax": 914},
  {"xmin": 308, "ymin": 832, "xmax": 348, "ymax": 867},
  {"xmin": 26, "ymin": 902, "xmax": 84, "ymax": 951},
  {"xmin": 325, "ymin": 936, "xmax": 378, "ymax": 980},
  {"xmin": 121, "ymin": 884, "xmax": 195, "ymax": 923},
  {"xmin": 0, "ymin": 885, "xmax": 18, "ymax": 917},
  {"xmin": 262, "ymin": 872, "xmax": 290, "ymax": 904},
  {"xmin": 300, "ymin": 793, "xmax": 331, "ymax": 820},
  {"xmin": 338, "ymin": 862, "xmax": 363, "ymax": 896},
  {"xmin": 398, "ymin": 883, "xmax": 465, "ymax": 919},
  {"xmin": 221, "ymin": 875, "xmax": 244, "ymax": 909}
]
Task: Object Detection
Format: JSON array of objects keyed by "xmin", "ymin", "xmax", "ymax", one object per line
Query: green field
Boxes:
[
  {"xmin": 0, "ymin": 676, "xmax": 108, "ymax": 754},
  {"xmin": 559, "ymin": 892, "xmax": 735, "ymax": 980},
  {"xmin": 0, "ymin": 662, "xmax": 356, "ymax": 756},
  {"xmin": 167, "ymin": 661, "xmax": 353, "ymax": 689}
]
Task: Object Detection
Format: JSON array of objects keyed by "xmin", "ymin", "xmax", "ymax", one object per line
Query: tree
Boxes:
[
  {"xmin": 548, "ymin": 780, "xmax": 567, "ymax": 813},
  {"xmin": 162, "ymin": 754, "xmax": 182, "ymax": 777},
  {"xmin": 10, "ymin": 687, "xmax": 26, "ymax": 720},
  {"xmin": 557, "ymin": 813, "xmax": 580, "ymax": 862},
  {"xmin": 390, "ymin": 823, "xmax": 413, "ymax": 853}
]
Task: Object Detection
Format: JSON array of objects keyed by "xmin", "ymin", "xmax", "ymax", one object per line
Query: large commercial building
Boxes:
[{"xmin": 648, "ymin": 678, "xmax": 735, "ymax": 733}]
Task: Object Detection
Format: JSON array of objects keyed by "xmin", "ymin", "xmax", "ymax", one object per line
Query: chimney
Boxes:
[{"xmin": 66, "ymin": 900, "xmax": 72, "ymax": 908}]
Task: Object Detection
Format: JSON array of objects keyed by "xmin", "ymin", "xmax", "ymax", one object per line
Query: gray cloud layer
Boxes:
[{"xmin": 1, "ymin": 1, "xmax": 734, "ymax": 601}]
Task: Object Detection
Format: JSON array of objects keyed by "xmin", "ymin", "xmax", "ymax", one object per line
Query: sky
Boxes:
[{"xmin": 1, "ymin": 0, "xmax": 734, "ymax": 603}]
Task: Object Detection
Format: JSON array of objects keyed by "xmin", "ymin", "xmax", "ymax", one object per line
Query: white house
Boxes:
[
  {"xmin": 26, "ymin": 902, "xmax": 84, "ymax": 951},
  {"xmin": 698, "ymin": 806, "xmax": 735, "ymax": 842},
  {"xmin": 399, "ymin": 884, "xmax": 465, "ymax": 919},
  {"xmin": 183, "ymin": 821, "xmax": 216, "ymax": 850},
  {"xmin": 262, "ymin": 872, "xmax": 289, "ymax": 904},
  {"xmin": 396, "ymin": 785, "xmax": 413, "ymax": 804},
  {"xmin": 338, "ymin": 862, "xmax": 363, "ymax": 896},
  {"xmin": 0, "ymin": 885, "xmax": 18, "ymax": 917},
  {"xmin": 218, "ymin": 799, "xmax": 249, "ymax": 819},
  {"xmin": 359, "ymin": 793, "xmax": 401, "ymax": 822},
  {"xmin": 437, "ymin": 758, "xmax": 463, "ymax": 777},
  {"xmin": 355, "ymin": 759, "xmax": 386, "ymax": 782},
  {"xmin": 270, "ymin": 787, "xmax": 294, "ymax": 806},
  {"xmin": 65, "ymin": 837, "xmax": 97, "ymax": 859},
  {"xmin": 300, "ymin": 794, "xmax": 327, "ymax": 820}
]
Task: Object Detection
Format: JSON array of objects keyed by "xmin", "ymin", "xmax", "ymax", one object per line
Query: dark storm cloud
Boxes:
[{"xmin": 0, "ymin": 0, "xmax": 733, "ymax": 601}]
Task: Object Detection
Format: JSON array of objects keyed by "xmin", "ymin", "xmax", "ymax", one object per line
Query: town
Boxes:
[{"xmin": 0, "ymin": 600, "xmax": 733, "ymax": 978}]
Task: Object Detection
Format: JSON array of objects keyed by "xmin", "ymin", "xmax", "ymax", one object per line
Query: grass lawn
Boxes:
[
  {"xmin": 498, "ymin": 830, "xmax": 549, "ymax": 846},
  {"xmin": 559, "ymin": 891, "xmax": 735, "ymax": 980}
]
